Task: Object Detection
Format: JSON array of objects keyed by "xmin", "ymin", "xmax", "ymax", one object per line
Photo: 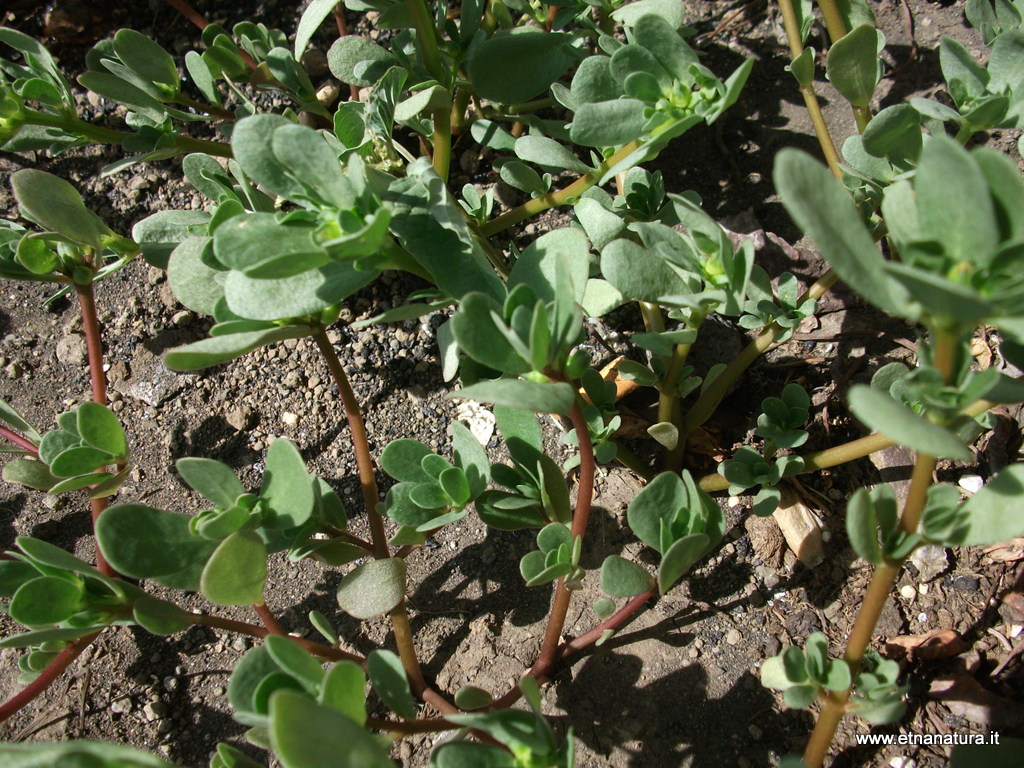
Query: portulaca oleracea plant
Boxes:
[{"xmin": 0, "ymin": 0, "xmax": 1023, "ymax": 766}]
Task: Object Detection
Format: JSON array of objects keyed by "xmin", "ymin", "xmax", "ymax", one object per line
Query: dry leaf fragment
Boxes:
[
  {"xmin": 983, "ymin": 538, "xmax": 1024, "ymax": 563},
  {"xmin": 885, "ymin": 629, "xmax": 970, "ymax": 661}
]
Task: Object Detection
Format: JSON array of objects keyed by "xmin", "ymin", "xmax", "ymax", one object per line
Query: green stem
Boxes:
[
  {"xmin": 406, "ymin": 0, "xmax": 446, "ymax": 83},
  {"xmin": 611, "ymin": 440, "xmax": 655, "ymax": 481},
  {"xmin": 699, "ymin": 397, "xmax": 995, "ymax": 492},
  {"xmin": 639, "ymin": 301, "xmax": 665, "ymax": 334},
  {"xmin": 658, "ymin": 312, "xmax": 704, "ymax": 425},
  {"xmin": 312, "ymin": 329, "xmax": 390, "ymax": 559},
  {"xmin": 390, "ymin": 600, "xmax": 427, "ymax": 692},
  {"xmin": 803, "ymin": 330, "xmax": 958, "ymax": 767},
  {"xmin": 23, "ymin": 109, "xmax": 233, "ymax": 158},
  {"xmin": 853, "ymin": 105, "xmax": 873, "ymax": 133},
  {"xmin": 450, "ymin": 86, "xmax": 473, "ymax": 134},
  {"xmin": 776, "ymin": 0, "xmax": 844, "ymax": 179},
  {"xmin": 815, "ymin": 0, "xmax": 849, "ymax": 43},
  {"xmin": 431, "ymin": 106, "xmax": 452, "ymax": 181},
  {"xmin": 681, "ymin": 270, "xmax": 838, "ymax": 444},
  {"xmin": 481, "ymin": 140, "xmax": 641, "ymax": 236}
]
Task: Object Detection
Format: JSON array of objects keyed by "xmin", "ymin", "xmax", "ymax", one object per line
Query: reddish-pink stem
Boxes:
[
  {"xmin": 75, "ymin": 281, "xmax": 117, "ymax": 578},
  {"xmin": 0, "ymin": 631, "xmax": 101, "ymax": 723},
  {"xmin": 558, "ymin": 588, "xmax": 656, "ymax": 658},
  {"xmin": 533, "ymin": 400, "xmax": 595, "ymax": 679},
  {"xmin": 189, "ymin": 613, "xmax": 363, "ymax": 663},
  {"xmin": 0, "ymin": 424, "xmax": 37, "ymax": 455},
  {"xmin": 254, "ymin": 602, "xmax": 287, "ymax": 636}
]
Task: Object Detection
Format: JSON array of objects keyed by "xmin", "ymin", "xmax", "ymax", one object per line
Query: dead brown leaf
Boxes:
[
  {"xmin": 984, "ymin": 538, "xmax": 1024, "ymax": 564},
  {"xmin": 885, "ymin": 629, "xmax": 971, "ymax": 661}
]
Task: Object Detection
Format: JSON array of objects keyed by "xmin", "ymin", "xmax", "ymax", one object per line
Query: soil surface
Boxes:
[{"xmin": 1, "ymin": 1, "xmax": 1023, "ymax": 767}]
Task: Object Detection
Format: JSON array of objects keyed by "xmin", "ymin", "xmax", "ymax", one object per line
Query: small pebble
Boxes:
[
  {"xmin": 952, "ymin": 575, "xmax": 980, "ymax": 593},
  {"xmin": 725, "ymin": 628, "xmax": 742, "ymax": 645},
  {"xmin": 899, "ymin": 585, "xmax": 916, "ymax": 600}
]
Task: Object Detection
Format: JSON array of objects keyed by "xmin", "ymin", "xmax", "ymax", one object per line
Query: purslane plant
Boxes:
[{"xmin": 0, "ymin": 0, "xmax": 1023, "ymax": 766}]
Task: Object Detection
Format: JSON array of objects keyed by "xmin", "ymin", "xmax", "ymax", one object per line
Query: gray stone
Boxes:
[{"xmin": 55, "ymin": 335, "xmax": 88, "ymax": 366}]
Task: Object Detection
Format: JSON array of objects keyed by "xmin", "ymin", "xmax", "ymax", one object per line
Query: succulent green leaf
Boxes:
[
  {"xmin": 0, "ymin": 399, "xmax": 41, "ymax": 444},
  {"xmin": 515, "ymin": 136, "xmax": 590, "ymax": 174},
  {"xmin": 318, "ymin": 661, "xmax": 366, "ymax": 724},
  {"xmin": 953, "ymin": 463, "xmax": 1024, "ymax": 545},
  {"xmin": 847, "ymin": 384, "xmax": 971, "ymax": 460},
  {"xmin": 49, "ymin": 445, "xmax": 112, "ymax": 477},
  {"xmin": 113, "ymin": 29, "xmax": 179, "ymax": 88},
  {"xmin": 430, "ymin": 743, "xmax": 517, "ymax": 768},
  {"xmin": 2, "ymin": 458, "xmax": 57, "ymax": 491},
  {"xmin": 200, "ymin": 530, "xmax": 267, "ymax": 606},
  {"xmin": 454, "ymin": 685, "xmax": 494, "ymax": 711},
  {"xmin": 508, "ymin": 227, "xmax": 590, "ymax": 306},
  {"xmin": 10, "ymin": 575, "xmax": 84, "ymax": 626},
  {"xmin": 132, "ymin": 596, "xmax": 192, "ymax": 635},
  {"xmin": 264, "ymin": 634, "xmax": 324, "ymax": 695},
  {"xmin": 0, "ymin": 625, "xmax": 107, "ymax": 649},
  {"xmin": 224, "ymin": 261, "xmax": 377, "ymax": 322},
  {"xmin": 97, "ymin": 503, "xmax": 217, "ymax": 580},
  {"xmin": 626, "ymin": 472, "xmax": 684, "ymax": 553},
  {"xmin": 269, "ymin": 689, "xmax": 394, "ymax": 768},
  {"xmin": 453, "ymin": 379, "xmax": 575, "ymax": 415},
  {"xmin": 228, "ymin": 645, "xmax": 279, "ymax": 714},
  {"xmin": 260, "ymin": 439, "xmax": 314, "ymax": 529},
  {"xmin": 0, "ymin": 742, "xmax": 181, "ymax": 767},
  {"xmin": 381, "ymin": 439, "xmax": 434, "ymax": 484},
  {"xmin": 467, "ymin": 29, "xmax": 573, "ymax": 104},
  {"xmin": 600, "ymin": 238, "xmax": 694, "ymax": 304},
  {"xmin": 78, "ymin": 71, "xmax": 170, "ymax": 123},
  {"xmin": 600, "ymin": 555, "xmax": 655, "ymax": 597},
  {"xmin": 166, "ymin": 237, "xmax": 225, "ymax": 316},
  {"xmin": 658, "ymin": 533, "xmax": 710, "ymax": 593},
  {"xmin": 295, "ymin": 0, "xmax": 342, "ymax": 58},
  {"xmin": 176, "ymin": 457, "xmax": 245, "ymax": 509},
  {"xmin": 774, "ymin": 149, "xmax": 910, "ymax": 318},
  {"xmin": 449, "ymin": 421, "xmax": 490, "ymax": 498},
  {"xmin": 11, "ymin": 169, "xmax": 113, "ymax": 250},
  {"xmin": 846, "ymin": 488, "xmax": 883, "ymax": 564},
  {"xmin": 336, "ymin": 558, "xmax": 406, "ymax": 619},
  {"xmin": 76, "ymin": 402, "xmax": 127, "ymax": 458},
  {"xmin": 570, "ymin": 99, "xmax": 647, "ymax": 148},
  {"xmin": 825, "ymin": 24, "xmax": 881, "ymax": 108},
  {"xmin": 368, "ymin": 649, "xmax": 416, "ymax": 721},
  {"xmin": 327, "ymin": 36, "xmax": 396, "ymax": 86},
  {"xmin": 915, "ymin": 136, "xmax": 998, "ymax": 267}
]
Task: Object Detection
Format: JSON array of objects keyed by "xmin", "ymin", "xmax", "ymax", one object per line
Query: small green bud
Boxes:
[{"xmin": 564, "ymin": 349, "xmax": 591, "ymax": 379}]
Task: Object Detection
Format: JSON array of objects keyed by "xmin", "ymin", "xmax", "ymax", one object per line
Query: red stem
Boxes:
[
  {"xmin": 367, "ymin": 715, "xmax": 455, "ymax": 733},
  {"xmin": 532, "ymin": 400, "xmax": 595, "ymax": 678},
  {"xmin": 75, "ymin": 281, "xmax": 117, "ymax": 578},
  {"xmin": 253, "ymin": 602, "xmax": 287, "ymax": 636},
  {"xmin": 558, "ymin": 588, "xmax": 656, "ymax": 658},
  {"xmin": 189, "ymin": 613, "xmax": 363, "ymax": 663},
  {"xmin": 0, "ymin": 631, "xmax": 101, "ymax": 723},
  {"xmin": 312, "ymin": 329, "xmax": 389, "ymax": 559},
  {"xmin": 163, "ymin": 0, "xmax": 258, "ymax": 70},
  {"xmin": 0, "ymin": 424, "xmax": 37, "ymax": 455}
]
